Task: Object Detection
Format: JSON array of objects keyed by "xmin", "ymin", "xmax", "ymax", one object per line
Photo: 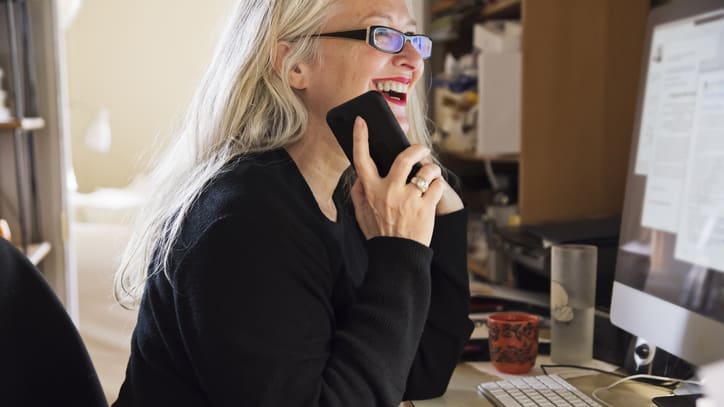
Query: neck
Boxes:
[{"xmin": 286, "ymin": 117, "xmax": 349, "ymax": 221}]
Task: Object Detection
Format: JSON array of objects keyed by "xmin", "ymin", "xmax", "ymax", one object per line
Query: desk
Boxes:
[{"xmin": 408, "ymin": 362, "xmax": 671, "ymax": 406}]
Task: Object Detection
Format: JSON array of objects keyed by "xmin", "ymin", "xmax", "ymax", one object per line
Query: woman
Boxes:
[{"xmin": 114, "ymin": 0, "xmax": 473, "ymax": 405}]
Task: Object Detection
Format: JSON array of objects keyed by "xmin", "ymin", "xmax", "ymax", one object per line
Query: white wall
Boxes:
[
  {"xmin": 65, "ymin": 0, "xmax": 235, "ymax": 192},
  {"xmin": 66, "ymin": 0, "xmax": 427, "ymax": 192}
]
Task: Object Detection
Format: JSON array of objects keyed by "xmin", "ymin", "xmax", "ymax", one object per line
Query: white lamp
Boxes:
[{"xmin": 84, "ymin": 108, "xmax": 112, "ymax": 153}]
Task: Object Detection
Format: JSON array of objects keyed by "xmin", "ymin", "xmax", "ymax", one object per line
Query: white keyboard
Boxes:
[{"xmin": 477, "ymin": 374, "xmax": 602, "ymax": 407}]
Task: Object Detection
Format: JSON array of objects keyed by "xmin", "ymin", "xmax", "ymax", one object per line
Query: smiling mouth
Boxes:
[
  {"xmin": 374, "ymin": 80, "xmax": 409, "ymax": 106},
  {"xmin": 381, "ymin": 89, "xmax": 407, "ymax": 104}
]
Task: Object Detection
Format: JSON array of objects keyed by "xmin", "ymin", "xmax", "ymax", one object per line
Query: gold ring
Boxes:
[{"xmin": 410, "ymin": 176, "xmax": 430, "ymax": 193}]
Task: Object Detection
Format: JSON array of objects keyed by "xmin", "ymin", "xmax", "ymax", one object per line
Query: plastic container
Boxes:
[{"xmin": 550, "ymin": 244, "xmax": 597, "ymax": 364}]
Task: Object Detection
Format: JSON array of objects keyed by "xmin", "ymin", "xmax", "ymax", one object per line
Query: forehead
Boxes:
[{"xmin": 325, "ymin": 0, "xmax": 416, "ymax": 31}]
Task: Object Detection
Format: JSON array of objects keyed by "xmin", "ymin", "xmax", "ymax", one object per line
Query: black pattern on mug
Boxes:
[{"xmin": 488, "ymin": 322, "xmax": 539, "ymax": 364}]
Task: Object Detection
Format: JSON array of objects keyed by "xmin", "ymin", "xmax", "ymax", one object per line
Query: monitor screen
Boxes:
[{"xmin": 610, "ymin": 0, "xmax": 724, "ymax": 367}]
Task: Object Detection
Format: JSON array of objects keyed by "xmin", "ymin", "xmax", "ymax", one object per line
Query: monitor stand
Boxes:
[{"xmin": 623, "ymin": 339, "xmax": 704, "ymax": 407}]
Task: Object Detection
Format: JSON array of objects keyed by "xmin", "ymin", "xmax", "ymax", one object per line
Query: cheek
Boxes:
[
  {"xmin": 330, "ymin": 44, "xmax": 389, "ymax": 82},
  {"xmin": 305, "ymin": 46, "xmax": 391, "ymax": 115},
  {"xmin": 336, "ymin": 54, "xmax": 375, "ymax": 85}
]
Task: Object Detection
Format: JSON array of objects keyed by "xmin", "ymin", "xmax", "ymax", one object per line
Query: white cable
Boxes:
[
  {"xmin": 483, "ymin": 159, "xmax": 499, "ymax": 191},
  {"xmin": 591, "ymin": 374, "xmax": 702, "ymax": 407}
]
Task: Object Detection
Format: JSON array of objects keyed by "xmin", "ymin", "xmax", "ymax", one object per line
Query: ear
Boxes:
[{"xmin": 273, "ymin": 41, "xmax": 309, "ymax": 90}]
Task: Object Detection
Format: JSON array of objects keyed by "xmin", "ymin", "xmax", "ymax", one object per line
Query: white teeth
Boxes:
[{"xmin": 375, "ymin": 80, "xmax": 409, "ymax": 94}]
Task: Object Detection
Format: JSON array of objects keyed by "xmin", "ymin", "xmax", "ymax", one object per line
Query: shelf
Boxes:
[
  {"xmin": 437, "ymin": 148, "xmax": 520, "ymax": 163},
  {"xmin": 0, "ymin": 117, "xmax": 45, "ymax": 131},
  {"xmin": 481, "ymin": 0, "xmax": 521, "ymax": 19},
  {"xmin": 25, "ymin": 241, "xmax": 51, "ymax": 266},
  {"xmin": 468, "ymin": 259, "xmax": 490, "ymax": 280}
]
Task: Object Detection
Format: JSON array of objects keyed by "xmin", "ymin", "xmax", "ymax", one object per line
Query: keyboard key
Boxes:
[{"xmin": 496, "ymin": 395, "xmax": 524, "ymax": 406}]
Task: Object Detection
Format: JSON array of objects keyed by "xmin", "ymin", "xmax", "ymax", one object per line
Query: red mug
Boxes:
[{"xmin": 487, "ymin": 312, "xmax": 540, "ymax": 374}]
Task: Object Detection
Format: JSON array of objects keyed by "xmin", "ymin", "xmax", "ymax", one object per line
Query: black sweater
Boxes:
[{"xmin": 114, "ymin": 149, "xmax": 473, "ymax": 407}]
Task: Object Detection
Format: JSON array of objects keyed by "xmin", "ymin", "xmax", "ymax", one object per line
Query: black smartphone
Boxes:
[{"xmin": 326, "ymin": 90, "xmax": 421, "ymax": 179}]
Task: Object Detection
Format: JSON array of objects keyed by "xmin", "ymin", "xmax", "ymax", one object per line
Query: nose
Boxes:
[{"xmin": 394, "ymin": 40, "xmax": 424, "ymax": 72}]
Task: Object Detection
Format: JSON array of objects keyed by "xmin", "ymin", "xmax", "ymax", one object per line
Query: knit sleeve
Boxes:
[
  {"xmin": 403, "ymin": 208, "xmax": 475, "ymax": 400},
  {"xmin": 171, "ymin": 214, "xmax": 434, "ymax": 407}
]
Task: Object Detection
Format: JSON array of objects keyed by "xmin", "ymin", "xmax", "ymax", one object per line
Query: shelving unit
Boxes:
[
  {"xmin": 1, "ymin": 0, "xmax": 51, "ymax": 265},
  {"xmin": 434, "ymin": 0, "xmax": 650, "ymax": 225},
  {"xmin": 480, "ymin": 0, "xmax": 521, "ymax": 19},
  {"xmin": 26, "ymin": 241, "xmax": 51, "ymax": 265},
  {"xmin": 0, "ymin": 0, "xmax": 75, "ymax": 312},
  {"xmin": 439, "ymin": 149, "xmax": 519, "ymax": 164},
  {"xmin": 0, "ymin": 116, "xmax": 44, "ymax": 130}
]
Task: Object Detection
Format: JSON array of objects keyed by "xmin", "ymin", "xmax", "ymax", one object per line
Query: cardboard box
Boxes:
[
  {"xmin": 474, "ymin": 21, "xmax": 521, "ymax": 53},
  {"xmin": 476, "ymin": 51, "xmax": 521, "ymax": 155}
]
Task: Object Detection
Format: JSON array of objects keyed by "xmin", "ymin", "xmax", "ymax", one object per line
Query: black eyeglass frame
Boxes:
[{"xmin": 317, "ymin": 25, "xmax": 432, "ymax": 59}]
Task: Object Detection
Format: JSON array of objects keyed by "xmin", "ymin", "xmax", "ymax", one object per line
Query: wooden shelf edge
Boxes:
[
  {"xmin": 0, "ymin": 117, "xmax": 46, "ymax": 131},
  {"xmin": 437, "ymin": 148, "xmax": 520, "ymax": 163},
  {"xmin": 481, "ymin": 0, "xmax": 521, "ymax": 19},
  {"xmin": 26, "ymin": 241, "xmax": 52, "ymax": 266}
]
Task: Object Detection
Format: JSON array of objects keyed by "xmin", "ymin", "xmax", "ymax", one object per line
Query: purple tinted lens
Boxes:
[
  {"xmin": 373, "ymin": 27, "xmax": 404, "ymax": 52},
  {"xmin": 410, "ymin": 36, "xmax": 432, "ymax": 58}
]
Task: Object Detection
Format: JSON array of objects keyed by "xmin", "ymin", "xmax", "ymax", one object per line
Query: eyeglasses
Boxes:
[{"xmin": 317, "ymin": 25, "xmax": 432, "ymax": 60}]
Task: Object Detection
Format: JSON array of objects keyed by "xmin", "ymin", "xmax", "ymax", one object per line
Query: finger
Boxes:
[
  {"xmin": 422, "ymin": 177, "xmax": 445, "ymax": 205},
  {"xmin": 413, "ymin": 163, "xmax": 442, "ymax": 186},
  {"xmin": 408, "ymin": 163, "xmax": 442, "ymax": 195},
  {"xmin": 352, "ymin": 117, "xmax": 379, "ymax": 181},
  {"xmin": 420, "ymin": 155, "xmax": 434, "ymax": 165},
  {"xmin": 387, "ymin": 144, "xmax": 430, "ymax": 185}
]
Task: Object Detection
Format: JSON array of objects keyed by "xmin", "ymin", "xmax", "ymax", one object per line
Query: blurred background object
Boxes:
[
  {"xmin": 0, "ymin": 68, "xmax": 12, "ymax": 121},
  {"xmin": 0, "ymin": 219, "xmax": 11, "ymax": 241}
]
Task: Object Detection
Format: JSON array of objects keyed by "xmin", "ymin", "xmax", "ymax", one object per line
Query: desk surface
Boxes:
[{"xmin": 408, "ymin": 362, "xmax": 671, "ymax": 406}]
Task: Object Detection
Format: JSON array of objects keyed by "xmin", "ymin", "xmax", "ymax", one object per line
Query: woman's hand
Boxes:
[{"xmin": 350, "ymin": 117, "xmax": 444, "ymax": 246}]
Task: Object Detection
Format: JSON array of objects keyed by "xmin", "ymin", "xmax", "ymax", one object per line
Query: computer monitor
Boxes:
[{"xmin": 610, "ymin": 0, "xmax": 724, "ymax": 368}]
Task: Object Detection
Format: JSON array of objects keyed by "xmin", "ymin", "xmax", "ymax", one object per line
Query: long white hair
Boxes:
[{"xmin": 115, "ymin": 0, "xmax": 433, "ymax": 306}]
